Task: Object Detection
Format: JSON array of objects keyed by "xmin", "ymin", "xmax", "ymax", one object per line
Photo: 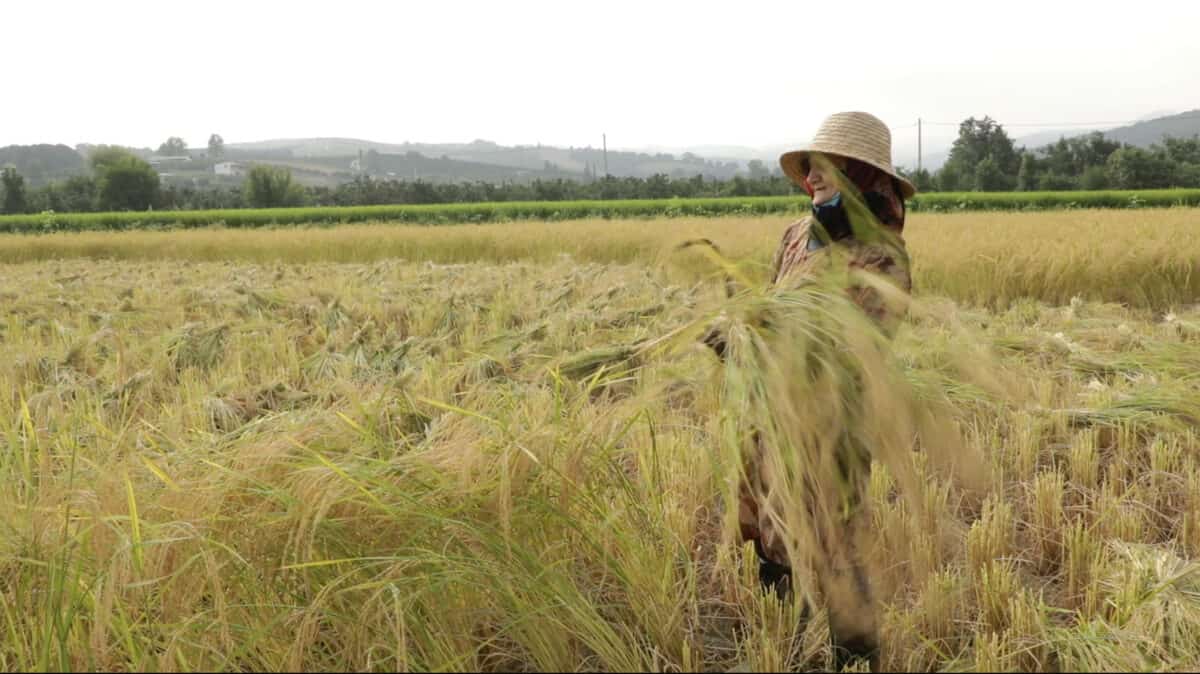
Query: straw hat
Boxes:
[{"xmin": 779, "ymin": 111, "xmax": 916, "ymax": 199}]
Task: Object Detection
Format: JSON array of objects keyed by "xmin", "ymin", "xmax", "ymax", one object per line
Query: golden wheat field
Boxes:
[{"xmin": 3, "ymin": 208, "xmax": 1200, "ymax": 672}]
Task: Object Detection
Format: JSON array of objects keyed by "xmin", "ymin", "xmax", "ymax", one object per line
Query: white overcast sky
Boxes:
[{"xmin": 5, "ymin": 0, "xmax": 1199, "ymax": 164}]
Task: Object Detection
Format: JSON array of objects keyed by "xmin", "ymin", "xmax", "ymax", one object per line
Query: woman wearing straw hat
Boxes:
[
  {"xmin": 771, "ymin": 111, "xmax": 914, "ymax": 310},
  {"xmin": 709, "ymin": 111, "xmax": 914, "ymax": 670}
]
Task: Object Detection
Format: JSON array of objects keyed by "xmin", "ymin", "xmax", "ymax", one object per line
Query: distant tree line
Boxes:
[
  {"xmin": 899, "ymin": 117, "xmax": 1200, "ymax": 192},
  {"xmin": 1, "ymin": 158, "xmax": 800, "ymax": 215},
  {"xmin": 6, "ymin": 119, "xmax": 1200, "ymax": 216}
]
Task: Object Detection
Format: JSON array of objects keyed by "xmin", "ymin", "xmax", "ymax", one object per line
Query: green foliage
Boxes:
[
  {"xmin": 1041, "ymin": 132, "xmax": 1123, "ymax": 176},
  {"xmin": 1177, "ymin": 163, "xmax": 1200, "ymax": 188},
  {"xmin": 1079, "ymin": 165, "xmax": 1109, "ymax": 191},
  {"xmin": 1160, "ymin": 135, "xmax": 1200, "ymax": 165},
  {"xmin": 0, "ymin": 144, "xmax": 85, "ymax": 186},
  {"xmin": 92, "ymin": 150, "xmax": 160, "ymax": 211},
  {"xmin": 1106, "ymin": 147, "xmax": 1177, "ymax": 190},
  {"xmin": 2, "ymin": 190, "xmax": 1200, "ymax": 233},
  {"xmin": 157, "ymin": 136, "xmax": 188, "ymax": 156},
  {"xmin": 939, "ymin": 116, "xmax": 1019, "ymax": 192},
  {"xmin": 1037, "ymin": 172, "xmax": 1078, "ymax": 191},
  {"xmin": 907, "ymin": 167, "xmax": 935, "ymax": 193},
  {"xmin": 1016, "ymin": 154, "xmax": 1036, "ymax": 192},
  {"xmin": 243, "ymin": 165, "xmax": 306, "ymax": 208},
  {"xmin": 34, "ymin": 175, "xmax": 97, "ymax": 213},
  {"xmin": 935, "ymin": 164, "xmax": 964, "ymax": 192},
  {"xmin": 746, "ymin": 159, "xmax": 770, "ymax": 180},
  {"xmin": 89, "ymin": 146, "xmax": 137, "ymax": 173},
  {"xmin": 2, "ymin": 167, "xmax": 28, "ymax": 214},
  {"xmin": 973, "ymin": 156, "xmax": 1007, "ymax": 191},
  {"xmin": 207, "ymin": 133, "xmax": 224, "ymax": 159}
]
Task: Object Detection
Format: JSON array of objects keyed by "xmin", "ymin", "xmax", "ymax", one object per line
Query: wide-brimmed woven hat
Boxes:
[{"xmin": 780, "ymin": 111, "xmax": 916, "ymax": 199}]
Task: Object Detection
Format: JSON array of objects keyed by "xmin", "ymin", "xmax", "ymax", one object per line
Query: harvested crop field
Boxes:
[{"xmin": 3, "ymin": 209, "xmax": 1200, "ymax": 671}]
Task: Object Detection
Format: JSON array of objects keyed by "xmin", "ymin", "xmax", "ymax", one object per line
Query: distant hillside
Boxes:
[
  {"xmin": 227, "ymin": 138, "xmax": 409, "ymax": 157},
  {"xmin": 226, "ymin": 138, "xmax": 742, "ymax": 180},
  {"xmin": 296, "ymin": 151, "xmax": 581, "ymax": 184},
  {"xmin": 1008, "ymin": 111, "xmax": 1200, "ymax": 154},
  {"xmin": 0, "ymin": 144, "xmax": 86, "ymax": 187},
  {"xmin": 1103, "ymin": 110, "xmax": 1200, "ymax": 147},
  {"xmin": 1013, "ymin": 128, "xmax": 1096, "ymax": 150},
  {"xmin": 911, "ymin": 111, "xmax": 1200, "ymax": 171}
]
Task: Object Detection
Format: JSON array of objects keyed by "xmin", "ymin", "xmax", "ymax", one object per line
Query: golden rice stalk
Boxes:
[
  {"xmin": 168, "ymin": 322, "xmax": 230, "ymax": 372},
  {"xmin": 967, "ymin": 496, "xmax": 1015, "ymax": 577},
  {"xmin": 1101, "ymin": 542, "xmax": 1200, "ymax": 663},
  {"xmin": 557, "ymin": 345, "xmax": 639, "ymax": 381},
  {"xmin": 1029, "ymin": 470, "xmax": 1066, "ymax": 575}
]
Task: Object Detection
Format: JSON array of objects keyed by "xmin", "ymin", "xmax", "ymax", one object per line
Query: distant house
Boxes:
[
  {"xmin": 214, "ymin": 161, "xmax": 247, "ymax": 177},
  {"xmin": 148, "ymin": 155, "xmax": 192, "ymax": 166}
]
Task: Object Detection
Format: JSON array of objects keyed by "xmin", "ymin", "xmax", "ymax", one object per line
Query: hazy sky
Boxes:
[{"xmin": 6, "ymin": 0, "xmax": 1199, "ymax": 165}]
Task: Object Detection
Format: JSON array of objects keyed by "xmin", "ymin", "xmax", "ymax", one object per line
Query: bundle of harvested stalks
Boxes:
[
  {"xmin": 167, "ymin": 322, "xmax": 230, "ymax": 372},
  {"xmin": 681, "ymin": 156, "xmax": 989, "ymax": 665},
  {"xmin": 557, "ymin": 344, "xmax": 640, "ymax": 381},
  {"xmin": 710, "ymin": 272, "xmax": 992, "ymax": 664}
]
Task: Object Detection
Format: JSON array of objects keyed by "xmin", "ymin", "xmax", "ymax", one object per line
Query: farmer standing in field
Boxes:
[{"xmin": 705, "ymin": 111, "xmax": 914, "ymax": 670}]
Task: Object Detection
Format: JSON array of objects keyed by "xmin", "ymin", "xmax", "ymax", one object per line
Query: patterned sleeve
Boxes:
[
  {"xmin": 770, "ymin": 218, "xmax": 813, "ymax": 286},
  {"xmin": 846, "ymin": 240, "xmax": 913, "ymax": 329}
]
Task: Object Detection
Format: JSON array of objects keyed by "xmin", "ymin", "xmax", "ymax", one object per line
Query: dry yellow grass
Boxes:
[
  {"xmin": 1, "ymin": 207, "xmax": 1197, "ymax": 308},
  {"xmin": 2, "ymin": 211, "xmax": 1200, "ymax": 671}
]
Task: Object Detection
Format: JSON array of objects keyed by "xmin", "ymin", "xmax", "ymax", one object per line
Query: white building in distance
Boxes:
[{"xmin": 214, "ymin": 161, "xmax": 248, "ymax": 177}]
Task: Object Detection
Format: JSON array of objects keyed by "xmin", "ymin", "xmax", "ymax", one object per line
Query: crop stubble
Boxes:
[{"xmin": 2, "ymin": 209, "xmax": 1200, "ymax": 670}]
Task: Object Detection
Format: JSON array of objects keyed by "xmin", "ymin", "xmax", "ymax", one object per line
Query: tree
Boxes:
[
  {"xmin": 1176, "ymin": 163, "xmax": 1200, "ymax": 188},
  {"xmin": 1160, "ymin": 136, "xmax": 1200, "ymax": 165},
  {"xmin": 2, "ymin": 167, "xmax": 28, "ymax": 214},
  {"xmin": 96, "ymin": 153, "xmax": 160, "ymax": 210},
  {"xmin": 1016, "ymin": 153, "xmax": 1036, "ymax": 191},
  {"xmin": 1040, "ymin": 132, "xmax": 1121, "ymax": 177},
  {"xmin": 941, "ymin": 116, "xmax": 1019, "ymax": 191},
  {"xmin": 89, "ymin": 146, "xmax": 137, "ymax": 173},
  {"xmin": 208, "ymin": 134, "xmax": 225, "ymax": 159},
  {"xmin": 243, "ymin": 165, "xmax": 305, "ymax": 208},
  {"xmin": 934, "ymin": 164, "xmax": 964, "ymax": 192},
  {"xmin": 40, "ymin": 175, "xmax": 97, "ymax": 212},
  {"xmin": 1073, "ymin": 132, "xmax": 1121, "ymax": 168},
  {"xmin": 746, "ymin": 159, "xmax": 770, "ymax": 180},
  {"xmin": 644, "ymin": 173, "xmax": 672, "ymax": 199},
  {"xmin": 158, "ymin": 136, "xmax": 188, "ymax": 156},
  {"xmin": 1105, "ymin": 147, "xmax": 1176, "ymax": 189},
  {"xmin": 90, "ymin": 146, "xmax": 159, "ymax": 210},
  {"xmin": 1036, "ymin": 173, "xmax": 1077, "ymax": 191},
  {"xmin": 1079, "ymin": 165, "xmax": 1109, "ymax": 191},
  {"xmin": 896, "ymin": 166, "xmax": 934, "ymax": 193},
  {"xmin": 973, "ymin": 156, "xmax": 1007, "ymax": 191}
]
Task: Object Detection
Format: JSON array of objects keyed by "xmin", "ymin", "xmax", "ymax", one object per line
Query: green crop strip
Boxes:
[{"xmin": 1, "ymin": 189, "xmax": 1198, "ymax": 233}]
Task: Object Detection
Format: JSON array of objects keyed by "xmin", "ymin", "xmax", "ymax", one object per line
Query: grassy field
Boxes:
[
  {"xmin": 3, "ymin": 209, "xmax": 1200, "ymax": 671},
  {"xmin": 3, "ymin": 208, "xmax": 1199, "ymax": 309},
  {"xmin": 1, "ymin": 188, "xmax": 1199, "ymax": 233}
]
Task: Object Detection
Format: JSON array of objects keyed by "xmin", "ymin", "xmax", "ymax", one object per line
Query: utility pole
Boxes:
[
  {"xmin": 917, "ymin": 118, "xmax": 923, "ymax": 174},
  {"xmin": 602, "ymin": 133, "xmax": 608, "ymax": 177}
]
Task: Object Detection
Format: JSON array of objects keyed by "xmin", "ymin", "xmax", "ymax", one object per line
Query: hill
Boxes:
[
  {"xmin": 1008, "ymin": 110, "xmax": 1200, "ymax": 154},
  {"xmin": 226, "ymin": 138, "xmax": 742, "ymax": 181},
  {"xmin": 1103, "ymin": 109, "xmax": 1200, "ymax": 147},
  {"xmin": 0, "ymin": 144, "xmax": 86, "ymax": 187},
  {"xmin": 914, "ymin": 110, "xmax": 1200, "ymax": 171}
]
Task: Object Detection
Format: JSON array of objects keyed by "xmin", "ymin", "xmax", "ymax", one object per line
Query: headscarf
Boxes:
[{"xmin": 801, "ymin": 157, "xmax": 906, "ymax": 232}]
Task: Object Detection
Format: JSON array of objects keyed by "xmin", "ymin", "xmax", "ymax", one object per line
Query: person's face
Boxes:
[{"xmin": 806, "ymin": 154, "xmax": 847, "ymax": 205}]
